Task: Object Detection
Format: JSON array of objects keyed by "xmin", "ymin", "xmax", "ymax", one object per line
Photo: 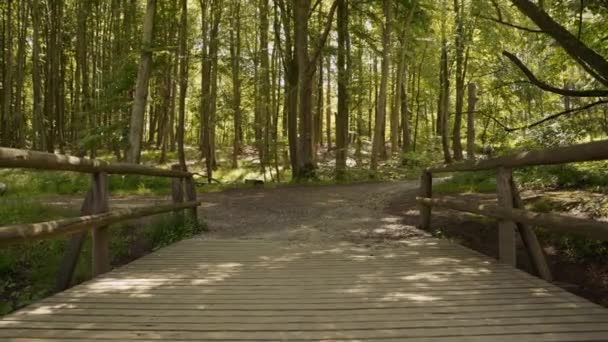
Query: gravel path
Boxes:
[{"xmin": 199, "ymin": 181, "xmax": 428, "ymax": 244}]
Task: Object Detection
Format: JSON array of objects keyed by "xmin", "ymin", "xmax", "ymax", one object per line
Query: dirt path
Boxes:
[{"xmin": 199, "ymin": 181, "xmax": 427, "ymax": 244}]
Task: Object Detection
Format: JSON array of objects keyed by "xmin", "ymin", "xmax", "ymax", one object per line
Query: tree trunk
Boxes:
[
  {"xmin": 371, "ymin": 0, "xmax": 391, "ymax": 171},
  {"xmin": 466, "ymin": 82, "xmax": 477, "ymax": 161},
  {"xmin": 451, "ymin": 0, "xmax": 465, "ymax": 160},
  {"xmin": 126, "ymin": 0, "xmax": 156, "ymax": 164},
  {"xmin": 325, "ymin": 54, "xmax": 332, "ymax": 151},
  {"xmin": 439, "ymin": 0, "xmax": 452, "ymax": 164},
  {"xmin": 176, "ymin": 0, "xmax": 188, "ymax": 171},
  {"xmin": 230, "ymin": 0, "xmax": 242, "ymax": 168},
  {"xmin": 335, "ymin": 0, "xmax": 349, "ymax": 179}
]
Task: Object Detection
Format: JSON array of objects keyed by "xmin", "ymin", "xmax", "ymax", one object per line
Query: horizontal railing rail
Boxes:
[
  {"xmin": 0, "ymin": 200, "xmax": 203, "ymax": 246},
  {"xmin": 0, "ymin": 147, "xmax": 200, "ymax": 291},
  {"xmin": 417, "ymin": 196, "xmax": 608, "ymax": 241},
  {"xmin": 428, "ymin": 139, "xmax": 608, "ymax": 173},
  {"xmin": 418, "ymin": 139, "xmax": 608, "ymax": 282},
  {"xmin": 0, "ymin": 147, "xmax": 192, "ymax": 178}
]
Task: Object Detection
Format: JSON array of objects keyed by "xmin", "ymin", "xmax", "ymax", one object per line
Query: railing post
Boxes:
[
  {"xmin": 55, "ymin": 190, "xmax": 93, "ymax": 291},
  {"xmin": 496, "ymin": 167, "xmax": 517, "ymax": 266},
  {"xmin": 171, "ymin": 164, "xmax": 185, "ymax": 222},
  {"xmin": 418, "ymin": 170, "xmax": 433, "ymax": 230},
  {"xmin": 184, "ymin": 175, "xmax": 198, "ymax": 222},
  {"xmin": 510, "ymin": 177, "xmax": 553, "ymax": 281},
  {"xmin": 91, "ymin": 172, "xmax": 110, "ymax": 276}
]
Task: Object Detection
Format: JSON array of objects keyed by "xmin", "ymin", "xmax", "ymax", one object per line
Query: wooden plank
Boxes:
[
  {"xmin": 428, "ymin": 138, "xmax": 608, "ymax": 173},
  {"xmin": 4, "ymin": 315, "xmax": 608, "ymax": 332},
  {"xmin": 0, "ymin": 147, "xmax": 191, "ymax": 178},
  {"xmin": 496, "ymin": 167, "xmax": 517, "ymax": 266},
  {"xmin": 2, "ymin": 239, "xmax": 607, "ymax": 341},
  {"xmin": 1, "ymin": 322, "xmax": 607, "ymax": 340}
]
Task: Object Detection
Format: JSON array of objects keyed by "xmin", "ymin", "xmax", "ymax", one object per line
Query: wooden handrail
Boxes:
[
  {"xmin": 0, "ymin": 147, "xmax": 191, "ymax": 178},
  {"xmin": 428, "ymin": 139, "xmax": 608, "ymax": 173},
  {"xmin": 417, "ymin": 196, "xmax": 608, "ymax": 242},
  {"xmin": 418, "ymin": 139, "xmax": 608, "ymax": 281},
  {"xmin": 0, "ymin": 147, "xmax": 200, "ymax": 289},
  {"xmin": 0, "ymin": 200, "xmax": 203, "ymax": 246}
]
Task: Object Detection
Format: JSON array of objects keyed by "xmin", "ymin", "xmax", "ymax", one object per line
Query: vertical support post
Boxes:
[
  {"xmin": 91, "ymin": 172, "xmax": 110, "ymax": 276},
  {"xmin": 496, "ymin": 167, "xmax": 517, "ymax": 266},
  {"xmin": 510, "ymin": 177, "xmax": 553, "ymax": 281},
  {"xmin": 418, "ymin": 170, "xmax": 433, "ymax": 230},
  {"xmin": 171, "ymin": 164, "xmax": 184, "ymax": 221},
  {"xmin": 184, "ymin": 175, "xmax": 198, "ymax": 222},
  {"xmin": 55, "ymin": 190, "xmax": 94, "ymax": 291}
]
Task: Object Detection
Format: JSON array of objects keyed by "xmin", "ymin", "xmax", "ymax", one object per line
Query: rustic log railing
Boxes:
[
  {"xmin": 417, "ymin": 139, "xmax": 608, "ymax": 282},
  {"xmin": 0, "ymin": 147, "xmax": 201, "ymax": 291}
]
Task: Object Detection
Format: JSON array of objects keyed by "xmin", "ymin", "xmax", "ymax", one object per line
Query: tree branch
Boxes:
[
  {"xmin": 509, "ymin": 0, "xmax": 608, "ymax": 86},
  {"xmin": 309, "ymin": 0, "xmax": 338, "ymax": 71},
  {"xmin": 477, "ymin": 14, "xmax": 543, "ymax": 33},
  {"xmin": 503, "ymin": 51, "xmax": 608, "ymax": 97},
  {"xmin": 505, "ymin": 100, "xmax": 608, "ymax": 131}
]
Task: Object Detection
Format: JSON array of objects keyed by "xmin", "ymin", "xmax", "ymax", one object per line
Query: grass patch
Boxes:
[
  {"xmin": 516, "ymin": 161, "xmax": 608, "ymax": 191},
  {"xmin": 0, "ymin": 169, "xmax": 173, "ymax": 198},
  {"xmin": 434, "ymin": 170, "xmax": 497, "ymax": 194}
]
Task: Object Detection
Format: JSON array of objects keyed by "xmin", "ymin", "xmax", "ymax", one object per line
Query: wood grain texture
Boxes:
[
  {"xmin": 2, "ymin": 238, "xmax": 606, "ymax": 341},
  {"xmin": 0, "ymin": 147, "xmax": 191, "ymax": 178}
]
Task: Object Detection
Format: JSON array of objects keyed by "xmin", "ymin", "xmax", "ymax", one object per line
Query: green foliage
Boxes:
[
  {"xmin": 0, "ymin": 169, "xmax": 173, "ymax": 197},
  {"xmin": 434, "ymin": 170, "xmax": 497, "ymax": 194},
  {"xmin": 516, "ymin": 161, "xmax": 608, "ymax": 191},
  {"xmin": 149, "ymin": 216, "xmax": 206, "ymax": 248}
]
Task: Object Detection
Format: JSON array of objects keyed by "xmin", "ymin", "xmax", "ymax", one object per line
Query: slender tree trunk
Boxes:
[
  {"xmin": 30, "ymin": 0, "xmax": 45, "ymax": 151},
  {"xmin": 259, "ymin": 0, "xmax": 271, "ymax": 168},
  {"xmin": 177, "ymin": 0, "xmax": 188, "ymax": 171},
  {"xmin": 439, "ymin": 0, "xmax": 452, "ymax": 164},
  {"xmin": 126, "ymin": 0, "xmax": 156, "ymax": 164},
  {"xmin": 452, "ymin": 0, "xmax": 465, "ymax": 160},
  {"xmin": 230, "ymin": 0, "xmax": 242, "ymax": 168},
  {"xmin": 2, "ymin": 0, "xmax": 14, "ymax": 147},
  {"xmin": 466, "ymin": 82, "xmax": 477, "ymax": 161},
  {"xmin": 325, "ymin": 55, "xmax": 332, "ymax": 151},
  {"xmin": 371, "ymin": 0, "xmax": 391, "ymax": 171},
  {"xmin": 335, "ymin": 0, "xmax": 349, "ymax": 179}
]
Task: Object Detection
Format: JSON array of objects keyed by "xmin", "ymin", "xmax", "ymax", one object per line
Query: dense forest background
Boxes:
[{"xmin": 0, "ymin": 0, "xmax": 607, "ymax": 181}]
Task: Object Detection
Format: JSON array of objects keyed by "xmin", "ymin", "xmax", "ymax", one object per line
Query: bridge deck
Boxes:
[{"xmin": 1, "ymin": 238, "xmax": 608, "ymax": 341}]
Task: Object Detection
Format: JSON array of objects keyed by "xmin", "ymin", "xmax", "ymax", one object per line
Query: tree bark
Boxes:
[
  {"xmin": 126, "ymin": 0, "xmax": 156, "ymax": 164},
  {"xmin": 466, "ymin": 83, "xmax": 477, "ymax": 161},
  {"xmin": 335, "ymin": 0, "xmax": 349, "ymax": 179},
  {"xmin": 451, "ymin": 0, "xmax": 465, "ymax": 160},
  {"xmin": 371, "ymin": 0, "xmax": 391, "ymax": 171},
  {"xmin": 230, "ymin": 0, "xmax": 242, "ymax": 168}
]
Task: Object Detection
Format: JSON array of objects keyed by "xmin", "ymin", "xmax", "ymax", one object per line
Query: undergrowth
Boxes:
[{"xmin": 0, "ymin": 199, "xmax": 205, "ymax": 315}]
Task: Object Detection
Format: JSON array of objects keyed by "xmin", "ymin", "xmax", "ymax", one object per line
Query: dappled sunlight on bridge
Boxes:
[{"xmin": 1, "ymin": 238, "xmax": 607, "ymax": 340}]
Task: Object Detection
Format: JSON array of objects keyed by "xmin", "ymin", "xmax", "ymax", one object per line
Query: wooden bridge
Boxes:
[{"xmin": 1, "ymin": 142, "xmax": 608, "ymax": 341}]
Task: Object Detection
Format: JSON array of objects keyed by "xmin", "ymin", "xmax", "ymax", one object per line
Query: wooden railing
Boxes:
[
  {"xmin": 417, "ymin": 139, "xmax": 608, "ymax": 282},
  {"xmin": 0, "ymin": 147, "xmax": 201, "ymax": 291}
]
